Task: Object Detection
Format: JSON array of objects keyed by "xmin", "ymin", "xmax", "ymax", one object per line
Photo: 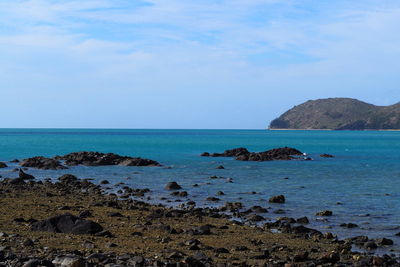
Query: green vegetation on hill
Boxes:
[{"xmin": 269, "ymin": 98, "xmax": 400, "ymax": 130}]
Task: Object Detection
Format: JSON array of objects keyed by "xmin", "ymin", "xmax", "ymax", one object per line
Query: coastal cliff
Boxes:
[{"xmin": 269, "ymin": 98, "xmax": 400, "ymax": 130}]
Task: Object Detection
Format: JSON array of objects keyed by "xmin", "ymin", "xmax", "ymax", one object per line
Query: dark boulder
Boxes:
[
  {"xmin": 31, "ymin": 213, "xmax": 103, "ymax": 235},
  {"xmin": 320, "ymin": 154, "xmax": 334, "ymax": 158},
  {"xmin": 269, "ymin": 195, "xmax": 285, "ymax": 203},
  {"xmin": 247, "ymin": 214, "xmax": 265, "ymax": 222},
  {"xmin": 364, "ymin": 241, "xmax": 378, "ymax": 250},
  {"xmin": 165, "ymin": 181, "xmax": 182, "ymax": 190},
  {"xmin": 296, "ymin": 216, "xmax": 309, "ymax": 224},
  {"xmin": 376, "ymin": 238, "xmax": 394, "ymax": 246},
  {"xmin": 200, "ymin": 152, "xmax": 210, "ymax": 157},
  {"xmin": 316, "ymin": 210, "xmax": 333, "ymax": 216},
  {"xmin": 58, "ymin": 174, "xmax": 78, "ymax": 183},
  {"xmin": 20, "ymin": 156, "xmax": 66, "ymax": 170},
  {"xmin": 0, "ymin": 162, "xmax": 7, "ymax": 168},
  {"xmin": 189, "ymin": 225, "xmax": 211, "ymax": 235},
  {"xmin": 206, "ymin": 197, "xmax": 220, "ymax": 202}
]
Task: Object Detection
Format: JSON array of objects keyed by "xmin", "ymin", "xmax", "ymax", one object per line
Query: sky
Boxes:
[{"xmin": 0, "ymin": 0, "xmax": 400, "ymax": 129}]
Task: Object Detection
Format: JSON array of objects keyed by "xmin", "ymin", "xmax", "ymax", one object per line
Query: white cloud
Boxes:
[{"xmin": 0, "ymin": 0, "xmax": 399, "ymax": 128}]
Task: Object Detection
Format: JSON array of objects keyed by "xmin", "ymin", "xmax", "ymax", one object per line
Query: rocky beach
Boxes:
[{"xmin": 0, "ymin": 147, "xmax": 399, "ymax": 266}]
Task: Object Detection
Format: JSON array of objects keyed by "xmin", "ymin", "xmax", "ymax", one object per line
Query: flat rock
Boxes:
[{"xmin": 31, "ymin": 213, "xmax": 103, "ymax": 235}]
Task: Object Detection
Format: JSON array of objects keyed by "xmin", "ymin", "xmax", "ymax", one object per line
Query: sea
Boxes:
[{"xmin": 1, "ymin": 129, "xmax": 400, "ymax": 254}]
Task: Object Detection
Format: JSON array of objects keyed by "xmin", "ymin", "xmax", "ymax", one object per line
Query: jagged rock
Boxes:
[
  {"xmin": 118, "ymin": 158, "xmax": 160, "ymax": 167},
  {"xmin": 55, "ymin": 151, "xmax": 160, "ymax": 167},
  {"xmin": 211, "ymin": 147, "xmax": 249, "ymax": 157},
  {"xmin": 206, "ymin": 147, "xmax": 304, "ymax": 161},
  {"xmin": 19, "ymin": 169, "xmax": 35, "ymax": 180},
  {"xmin": 20, "ymin": 156, "xmax": 66, "ymax": 170}
]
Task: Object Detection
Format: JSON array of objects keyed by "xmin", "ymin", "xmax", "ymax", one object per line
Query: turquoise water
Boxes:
[{"xmin": 1, "ymin": 129, "xmax": 400, "ymax": 252}]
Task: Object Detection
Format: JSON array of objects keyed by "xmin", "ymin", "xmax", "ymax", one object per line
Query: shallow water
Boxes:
[{"xmin": 1, "ymin": 129, "xmax": 400, "ymax": 253}]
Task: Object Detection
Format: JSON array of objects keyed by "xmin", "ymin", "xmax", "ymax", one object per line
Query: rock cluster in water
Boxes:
[
  {"xmin": 201, "ymin": 147, "xmax": 305, "ymax": 161},
  {"xmin": 19, "ymin": 151, "xmax": 161, "ymax": 170}
]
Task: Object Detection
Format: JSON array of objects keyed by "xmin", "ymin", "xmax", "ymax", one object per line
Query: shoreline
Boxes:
[{"xmin": 0, "ymin": 175, "xmax": 398, "ymax": 266}]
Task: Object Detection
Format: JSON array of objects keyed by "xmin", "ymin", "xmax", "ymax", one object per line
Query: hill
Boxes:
[{"xmin": 269, "ymin": 98, "xmax": 400, "ymax": 130}]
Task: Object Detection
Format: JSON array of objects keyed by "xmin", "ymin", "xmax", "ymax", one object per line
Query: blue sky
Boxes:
[{"xmin": 0, "ymin": 0, "xmax": 399, "ymax": 129}]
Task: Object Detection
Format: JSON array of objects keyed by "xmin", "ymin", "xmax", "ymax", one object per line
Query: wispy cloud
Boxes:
[{"xmin": 0, "ymin": 0, "xmax": 399, "ymax": 128}]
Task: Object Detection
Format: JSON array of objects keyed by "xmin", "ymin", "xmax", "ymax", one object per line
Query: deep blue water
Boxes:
[{"xmin": 1, "ymin": 129, "xmax": 400, "ymax": 253}]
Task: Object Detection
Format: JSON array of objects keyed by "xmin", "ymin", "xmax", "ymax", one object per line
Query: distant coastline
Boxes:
[
  {"xmin": 269, "ymin": 97, "xmax": 400, "ymax": 130},
  {"xmin": 268, "ymin": 128, "xmax": 400, "ymax": 131}
]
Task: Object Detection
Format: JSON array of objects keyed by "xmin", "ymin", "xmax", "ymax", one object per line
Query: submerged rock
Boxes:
[
  {"xmin": 31, "ymin": 213, "xmax": 103, "ymax": 235},
  {"xmin": 340, "ymin": 223, "xmax": 358, "ymax": 228},
  {"xmin": 316, "ymin": 210, "xmax": 333, "ymax": 216},
  {"xmin": 320, "ymin": 154, "xmax": 335, "ymax": 158}
]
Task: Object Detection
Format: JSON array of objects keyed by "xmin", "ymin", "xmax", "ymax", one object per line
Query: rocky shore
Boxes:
[
  {"xmin": 201, "ymin": 147, "xmax": 309, "ymax": 161},
  {"xmin": 20, "ymin": 151, "xmax": 161, "ymax": 170},
  {"xmin": 0, "ymin": 172, "xmax": 399, "ymax": 266}
]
